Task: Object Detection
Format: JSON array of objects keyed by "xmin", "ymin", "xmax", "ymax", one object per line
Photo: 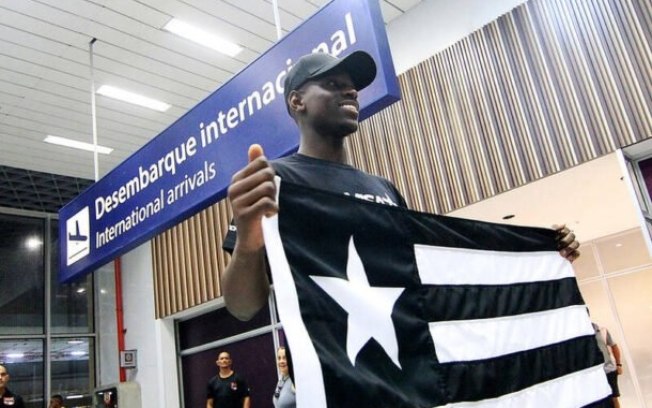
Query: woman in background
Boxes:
[{"xmin": 272, "ymin": 346, "xmax": 296, "ymax": 408}]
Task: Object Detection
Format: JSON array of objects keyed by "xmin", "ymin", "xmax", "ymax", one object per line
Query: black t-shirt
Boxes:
[
  {"xmin": 206, "ymin": 372, "xmax": 250, "ymax": 408},
  {"xmin": 0, "ymin": 389, "xmax": 25, "ymax": 408},
  {"xmin": 223, "ymin": 153, "xmax": 406, "ymax": 251}
]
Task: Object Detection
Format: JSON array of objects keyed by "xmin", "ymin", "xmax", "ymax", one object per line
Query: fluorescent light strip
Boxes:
[
  {"xmin": 96, "ymin": 85, "xmax": 170, "ymax": 112},
  {"xmin": 44, "ymin": 135, "xmax": 113, "ymax": 155},
  {"xmin": 164, "ymin": 18, "xmax": 242, "ymax": 57}
]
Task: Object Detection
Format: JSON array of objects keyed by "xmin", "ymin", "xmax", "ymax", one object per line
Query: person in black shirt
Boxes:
[
  {"xmin": 206, "ymin": 351, "xmax": 250, "ymax": 408},
  {"xmin": 0, "ymin": 364, "xmax": 25, "ymax": 408}
]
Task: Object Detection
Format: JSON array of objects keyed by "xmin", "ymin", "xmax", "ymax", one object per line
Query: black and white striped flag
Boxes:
[{"xmin": 262, "ymin": 180, "xmax": 611, "ymax": 408}]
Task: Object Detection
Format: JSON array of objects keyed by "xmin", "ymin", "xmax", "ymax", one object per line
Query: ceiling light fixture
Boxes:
[
  {"xmin": 96, "ymin": 85, "xmax": 171, "ymax": 112},
  {"xmin": 25, "ymin": 237, "xmax": 43, "ymax": 249},
  {"xmin": 7, "ymin": 353, "xmax": 24, "ymax": 359},
  {"xmin": 164, "ymin": 18, "xmax": 242, "ymax": 57},
  {"xmin": 70, "ymin": 351, "xmax": 87, "ymax": 356},
  {"xmin": 44, "ymin": 135, "xmax": 113, "ymax": 155}
]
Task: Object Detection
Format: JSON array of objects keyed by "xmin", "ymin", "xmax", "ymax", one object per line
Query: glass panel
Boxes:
[
  {"xmin": 0, "ymin": 339, "xmax": 44, "ymax": 408},
  {"xmin": 181, "ymin": 333, "xmax": 277, "ymax": 408},
  {"xmin": 51, "ymin": 220, "xmax": 94, "ymax": 334},
  {"xmin": 0, "ymin": 214, "xmax": 45, "ymax": 335},
  {"xmin": 596, "ymin": 230, "xmax": 652, "ymax": 274},
  {"xmin": 50, "ymin": 337, "xmax": 95, "ymax": 405},
  {"xmin": 579, "ymin": 281, "xmax": 639, "ymax": 408},
  {"xmin": 95, "ymin": 262, "xmax": 119, "ymax": 386},
  {"xmin": 572, "ymin": 243, "xmax": 600, "ymax": 281},
  {"xmin": 608, "ymin": 268, "xmax": 652, "ymax": 407},
  {"xmin": 178, "ymin": 306, "xmax": 271, "ymax": 350}
]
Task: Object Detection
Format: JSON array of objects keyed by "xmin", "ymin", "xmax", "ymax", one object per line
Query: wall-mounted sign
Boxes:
[
  {"xmin": 59, "ymin": 0, "xmax": 401, "ymax": 282},
  {"xmin": 120, "ymin": 350, "xmax": 137, "ymax": 369}
]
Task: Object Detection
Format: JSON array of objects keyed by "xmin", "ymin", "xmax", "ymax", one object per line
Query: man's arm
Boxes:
[
  {"xmin": 243, "ymin": 395, "xmax": 251, "ymax": 408},
  {"xmin": 222, "ymin": 145, "xmax": 278, "ymax": 321},
  {"xmin": 206, "ymin": 398, "xmax": 214, "ymax": 408},
  {"xmin": 612, "ymin": 343, "xmax": 623, "ymax": 375}
]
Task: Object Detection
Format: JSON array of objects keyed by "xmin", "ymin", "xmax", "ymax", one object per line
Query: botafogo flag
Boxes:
[{"xmin": 262, "ymin": 180, "xmax": 611, "ymax": 408}]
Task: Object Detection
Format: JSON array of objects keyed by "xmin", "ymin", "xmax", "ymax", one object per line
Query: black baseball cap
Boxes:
[{"xmin": 283, "ymin": 51, "xmax": 377, "ymax": 107}]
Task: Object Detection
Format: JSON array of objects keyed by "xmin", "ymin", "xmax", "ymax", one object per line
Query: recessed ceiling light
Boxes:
[
  {"xmin": 70, "ymin": 351, "xmax": 87, "ymax": 356},
  {"xmin": 67, "ymin": 340, "xmax": 84, "ymax": 345},
  {"xmin": 96, "ymin": 85, "xmax": 171, "ymax": 112},
  {"xmin": 44, "ymin": 135, "xmax": 113, "ymax": 155},
  {"xmin": 164, "ymin": 18, "xmax": 242, "ymax": 57},
  {"xmin": 7, "ymin": 353, "xmax": 24, "ymax": 359},
  {"xmin": 25, "ymin": 236, "xmax": 42, "ymax": 249}
]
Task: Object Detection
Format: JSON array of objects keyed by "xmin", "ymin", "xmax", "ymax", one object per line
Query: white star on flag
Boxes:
[{"xmin": 310, "ymin": 236, "xmax": 405, "ymax": 369}]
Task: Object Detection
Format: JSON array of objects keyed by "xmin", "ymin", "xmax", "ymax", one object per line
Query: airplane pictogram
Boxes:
[{"xmin": 68, "ymin": 220, "xmax": 88, "ymax": 242}]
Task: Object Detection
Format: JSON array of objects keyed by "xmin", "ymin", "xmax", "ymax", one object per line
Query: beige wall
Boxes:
[
  {"xmin": 448, "ymin": 150, "xmax": 652, "ymax": 407},
  {"xmin": 576, "ymin": 229, "xmax": 652, "ymax": 408}
]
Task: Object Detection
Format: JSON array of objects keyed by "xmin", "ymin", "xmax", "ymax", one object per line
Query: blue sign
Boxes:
[{"xmin": 59, "ymin": 0, "xmax": 401, "ymax": 282}]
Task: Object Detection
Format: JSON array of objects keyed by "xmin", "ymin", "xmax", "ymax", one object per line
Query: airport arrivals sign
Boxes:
[{"xmin": 59, "ymin": 0, "xmax": 401, "ymax": 282}]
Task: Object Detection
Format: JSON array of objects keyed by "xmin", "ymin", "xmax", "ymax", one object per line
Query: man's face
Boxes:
[
  {"xmin": 0, "ymin": 366, "xmax": 8, "ymax": 388},
  {"xmin": 216, "ymin": 352, "xmax": 232, "ymax": 370},
  {"xmin": 295, "ymin": 71, "xmax": 360, "ymax": 137},
  {"xmin": 49, "ymin": 398, "xmax": 63, "ymax": 408}
]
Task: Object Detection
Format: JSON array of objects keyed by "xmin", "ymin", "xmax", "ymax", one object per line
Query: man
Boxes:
[
  {"xmin": 222, "ymin": 51, "xmax": 580, "ymax": 321},
  {"xmin": 593, "ymin": 323, "xmax": 623, "ymax": 408},
  {"xmin": 48, "ymin": 394, "xmax": 64, "ymax": 408},
  {"xmin": 0, "ymin": 364, "xmax": 25, "ymax": 408},
  {"xmin": 206, "ymin": 351, "xmax": 250, "ymax": 408}
]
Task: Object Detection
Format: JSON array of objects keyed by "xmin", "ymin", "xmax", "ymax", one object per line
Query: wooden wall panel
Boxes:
[
  {"xmin": 349, "ymin": 0, "xmax": 652, "ymax": 214},
  {"xmin": 153, "ymin": 0, "xmax": 652, "ymax": 318},
  {"xmin": 152, "ymin": 200, "xmax": 231, "ymax": 318}
]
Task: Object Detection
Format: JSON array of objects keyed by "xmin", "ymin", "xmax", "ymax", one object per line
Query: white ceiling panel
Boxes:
[
  {"xmin": 379, "ymin": 1, "xmax": 402, "ymax": 21},
  {"xmin": 0, "ymin": 67, "xmax": 41, "ymax": 90},
  {"xmin": 95, "ymin": 43, "xmax": 218, "ymax": 90},
  {"xmin": 182, "ymin": 0, "xmax": 280, "ymax": 44},
  {"xmin": 137, "ymin": 0, "xmax": 274, "ymax": 55},
  {"xmin": 0, "ymin": 25, "xmax": 70, "ymax": 57},
  {"xmin": 386, "ymin": 0, "xmax": 422, "ymax": 12},
  {"xmin": 277, "ymin": 0, "xmax": 323, "ymax": 19}
]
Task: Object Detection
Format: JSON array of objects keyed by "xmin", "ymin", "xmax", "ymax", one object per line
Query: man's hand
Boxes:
[
  {"xmin": 553, "ymin": 224, "xmax": 580, "ymax": 263},
  {"xmin": 227, "ymin": 144, "xmax": 279, "ymax": 253},
  {"xmin": 222, "ymin": 144, "xmax": 276, "ymax": 321}
]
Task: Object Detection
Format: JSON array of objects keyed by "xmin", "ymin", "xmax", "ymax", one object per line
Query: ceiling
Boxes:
[
  {"xmin": 0, "ymin": 0, "xmax": 646, "ymax": 243},
  {"xmin": 0, "ymin": 164, "xmax": 93, "ymax": 213},
  {"xmin": 0, "ymin": 0, "xmax": 423, "ymax": 182}
]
